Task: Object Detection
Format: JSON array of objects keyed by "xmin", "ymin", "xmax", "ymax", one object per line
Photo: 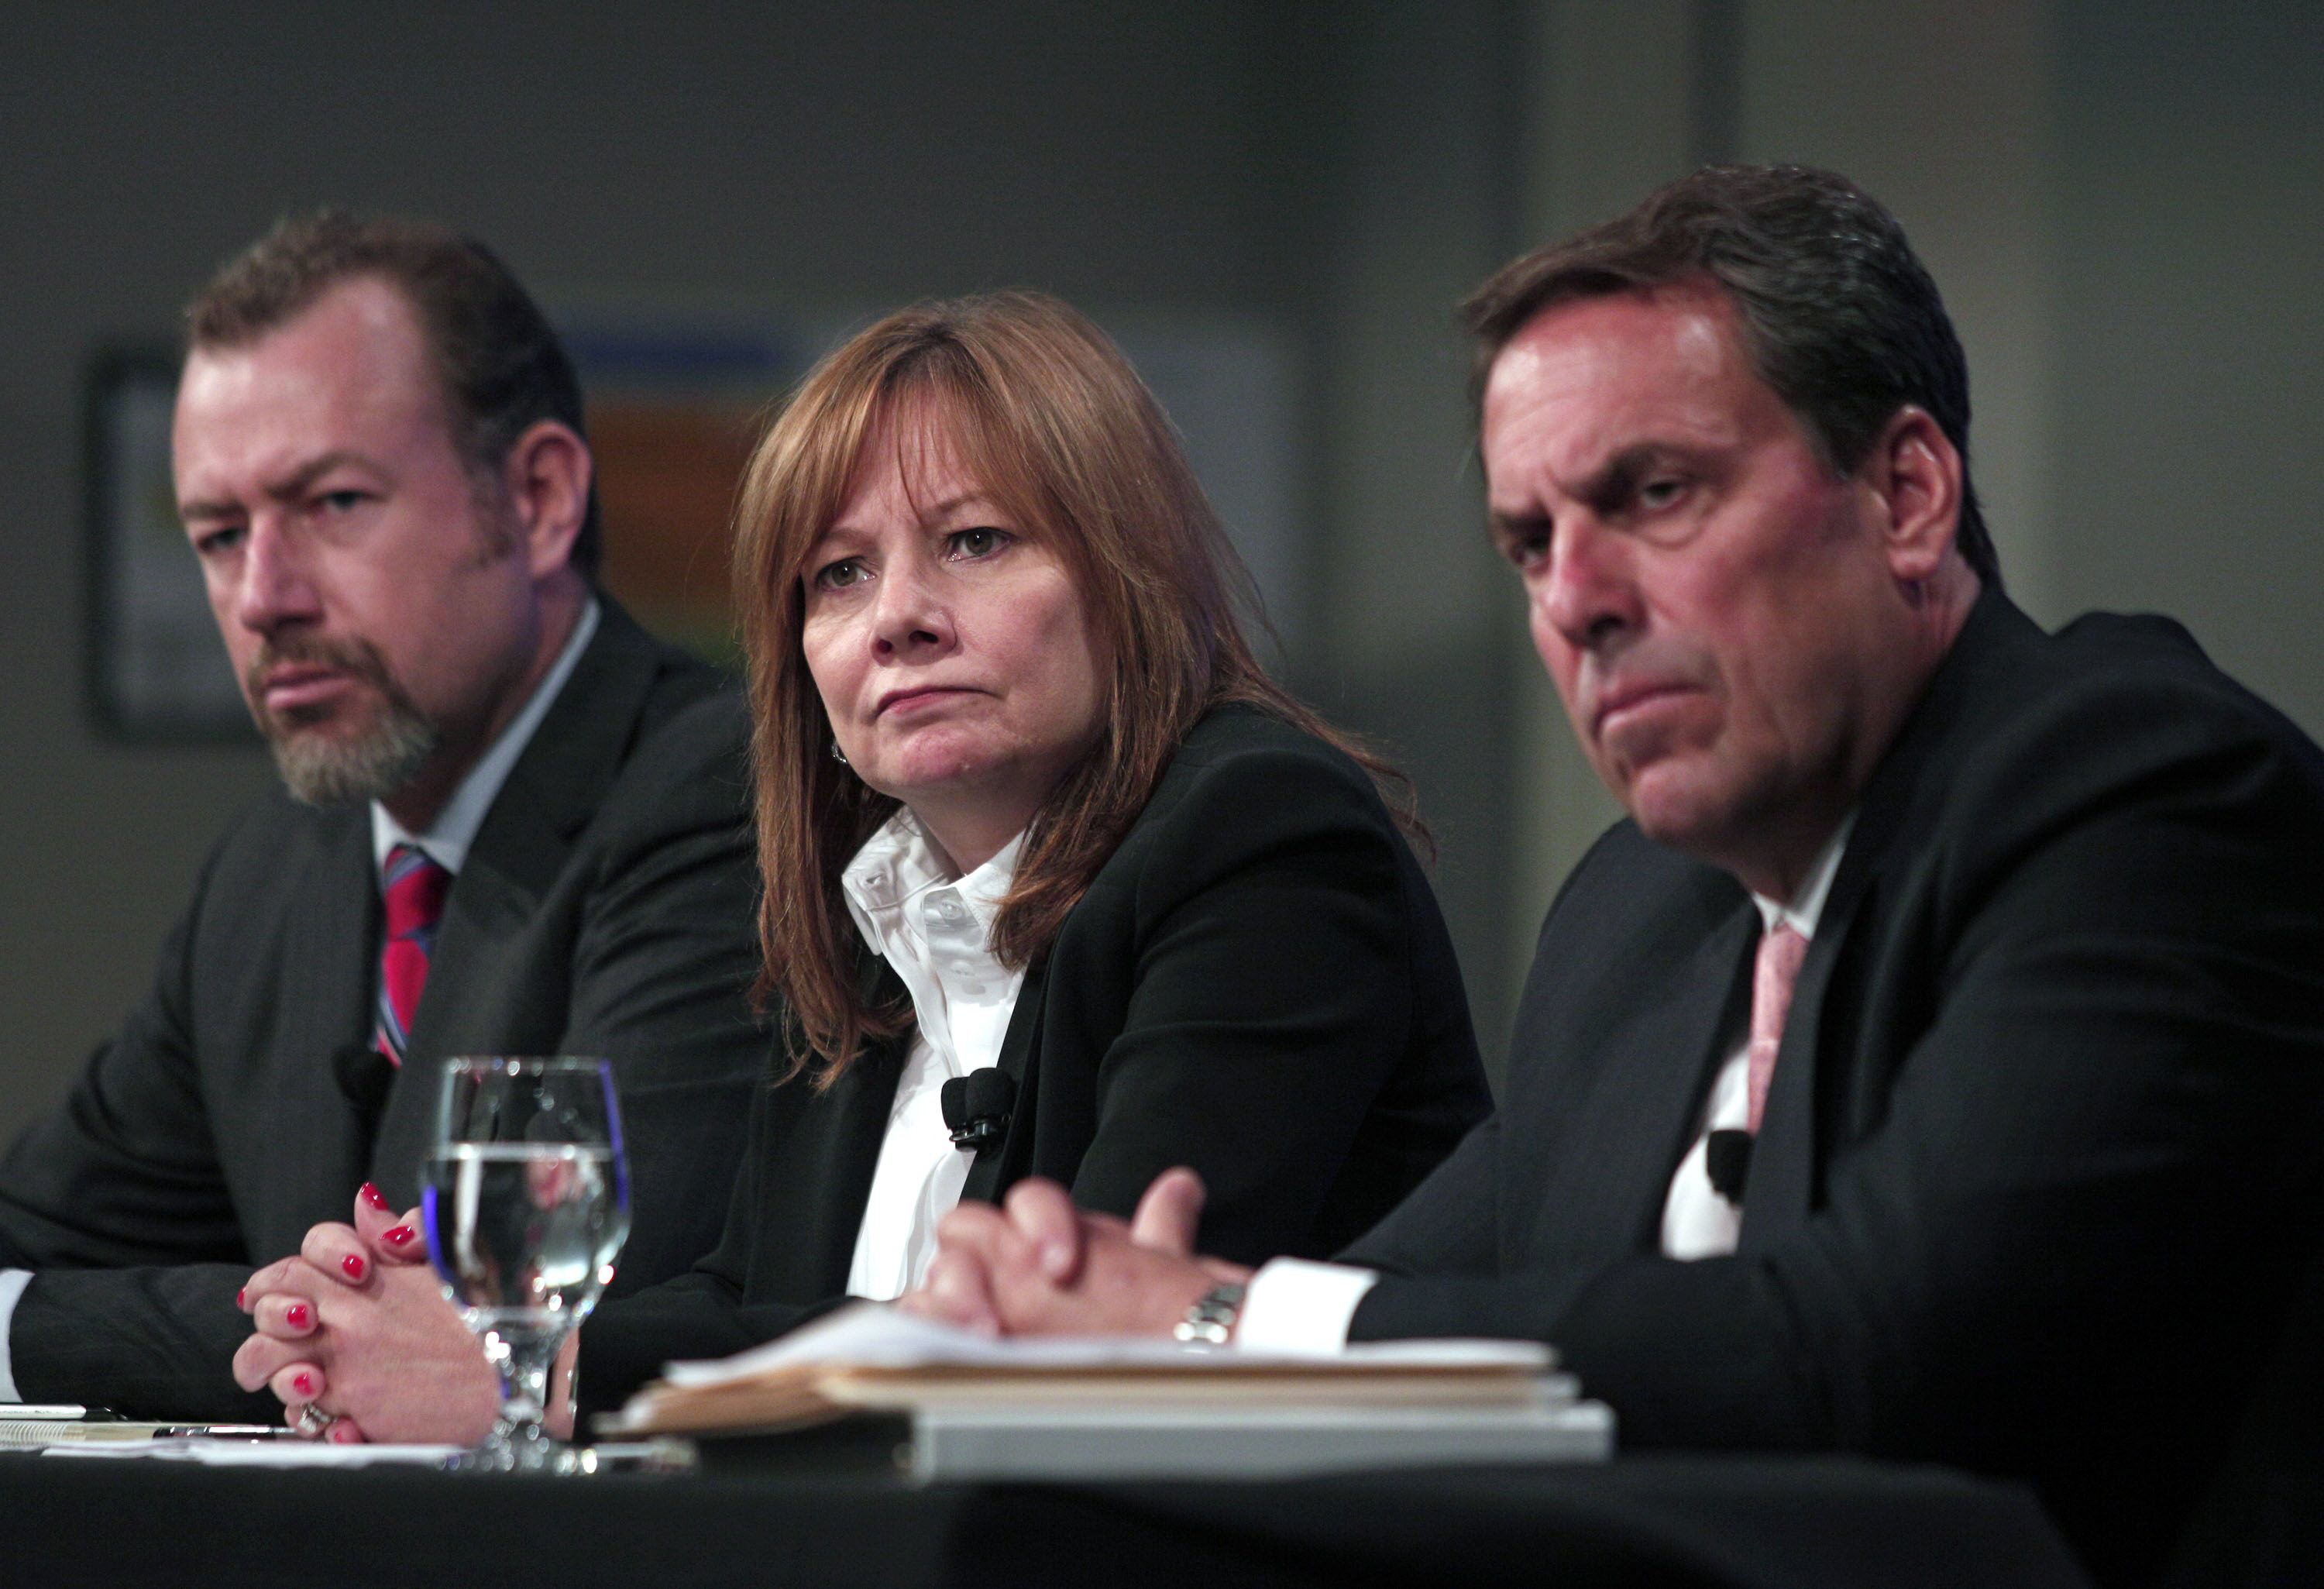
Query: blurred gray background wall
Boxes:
[{"xmin": 1, "ymin": 1, "xmax": 2318, "ymax": 1144}]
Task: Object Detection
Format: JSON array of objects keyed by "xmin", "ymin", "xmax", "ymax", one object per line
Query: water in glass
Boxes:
[{"xmin": 428, "ymin": 1058, "xmax": 630, "ymax": 1474}]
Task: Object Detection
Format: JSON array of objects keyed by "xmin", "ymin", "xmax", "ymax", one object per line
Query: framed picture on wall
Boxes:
[{"xmin": 84, "ymin": 347, "xmax": 250, "ymax": 740}]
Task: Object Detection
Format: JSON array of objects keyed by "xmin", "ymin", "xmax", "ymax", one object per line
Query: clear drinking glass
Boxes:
[{"xmin": 425, "ymin": 1057, "xmax": 631, "ymax": 1474}]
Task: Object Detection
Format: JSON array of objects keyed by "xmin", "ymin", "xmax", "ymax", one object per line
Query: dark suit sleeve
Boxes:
[
  {"xmin": 573, "ymin": 1076, "xmax": 835, "ymax": 1422},
  {"xmin": 1350, "ymin": 700, "xmax": 2324, "ymax": 1476},
  {"xmin": 8, "ymin": 1265, "xmax": 270, "ymax": 1417},
  {"xmin": 0, "ymin": 836, "xmax": 278, "ymax": 1417},
  {"xmin": 0, "ymin": 860, "xmax": 246, "ymax": 1276},
  {"xmin": 552, "ymin": 696, "xmax": 768, "ymax": 1298},
  {"xmin": 1338, "ymin": 1113, "xmax": 1506, "ymax": 1278},
  {"xmin": 1062, "ymin": 745, "xmax": 1463, "ymax": 1265}
]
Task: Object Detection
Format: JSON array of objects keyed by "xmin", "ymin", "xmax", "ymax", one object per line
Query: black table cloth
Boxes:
[{"xmin": 0, "ymin": 1451, "xmax": 2092, "ymax": 1588}]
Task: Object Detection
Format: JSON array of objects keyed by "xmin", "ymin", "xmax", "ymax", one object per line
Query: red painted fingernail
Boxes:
[
  {"xmin": 235, "ymin": 1287, "xmax": 246, "ymax": 1309},
  {"xmin": 380, "ymin": 1225, "xmax": 416, "ymax": 1248},
  {"xmin": 286, "ymin": 1302, "xmax": 312, "ymax": 1329},
  {"xmin": 292, "ymin": 1371, "xmax": 315, "ymax": 1397},
  {"xmin": 342, "ymin": 1254, "xmax": 367, "ymax": 1281},
  {"xmin": 359, "ymin": 1181, "xmax": 390, "ymax": 1212}
]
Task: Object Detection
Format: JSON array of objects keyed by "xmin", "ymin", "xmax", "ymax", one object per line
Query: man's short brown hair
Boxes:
[
  {"xmin": 1465, "ymin": 164, "xmax": 2000, "ymax": 589},
  {"xmin": 185, "ymin": 209, "xmax": 601, "ymax": 577}
]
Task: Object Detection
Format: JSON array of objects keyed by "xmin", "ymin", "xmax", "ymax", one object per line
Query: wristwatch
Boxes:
[{"xmin": 1171, "ymin": 1281, "xmax": 1247, "ymax": 1347}]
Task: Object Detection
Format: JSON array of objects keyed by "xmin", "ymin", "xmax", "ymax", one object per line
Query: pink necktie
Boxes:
[
  {"xmin": 1745, "ymin": 922, "xmax": 1808, "ymax": 1134},
  {"xmin": 375, "ymin": 843, "xmax": 451, "ymax": 1066}
]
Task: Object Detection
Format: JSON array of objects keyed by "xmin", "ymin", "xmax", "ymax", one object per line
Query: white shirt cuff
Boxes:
[
  {"xmin": 1235, "ymin": 1257, "xmax": 1380, "ymax": 1355},
  {"xmin": 0, "ymin": 1268, "xmax": 34, "ymax": 1401}
]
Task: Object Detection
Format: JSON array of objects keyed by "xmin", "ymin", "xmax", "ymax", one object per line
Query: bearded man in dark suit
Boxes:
[
  {"xmin": 0, "ymin": 214, "xmax": 764, "ymax": 1422},
  {"xmin": 914, "ymin": 166, "xmax": 2324, "ymax": 1587}
]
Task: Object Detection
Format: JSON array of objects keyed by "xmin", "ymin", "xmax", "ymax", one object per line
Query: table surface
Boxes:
[{"xmin": 0, "ymin": 1448, "xmax": 2095, "ymax": 1589}]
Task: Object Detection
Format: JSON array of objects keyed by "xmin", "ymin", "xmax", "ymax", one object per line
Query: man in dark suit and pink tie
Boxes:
[{"xmin": 913, "ymin": 165, "xmax": 2324, "ymax": 1588}]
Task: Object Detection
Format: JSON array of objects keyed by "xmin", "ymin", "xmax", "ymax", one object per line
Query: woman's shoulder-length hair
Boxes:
[{"xmin": 733, "ymin": 290, "xmax": 1414, "ymax": 1085}]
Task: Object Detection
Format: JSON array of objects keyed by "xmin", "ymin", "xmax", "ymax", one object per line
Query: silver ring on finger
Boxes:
[{"xmin": 294, "ymin": 1402, "xmax": 338, "ymax": 1439}]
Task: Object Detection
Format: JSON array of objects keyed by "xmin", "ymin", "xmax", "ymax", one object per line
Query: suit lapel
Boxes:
[
  {"xmin": 1740, "ymin": 865, "xmax": 1869, "ymax": 1250},
  {"xmin": 1738, "ymin": 590, "xmax": 2039, "ymax": 1249},
  {"xmin": 961, "ymin": 954, "xmax": 1049, "ymax": 1206},
  {"xmin": 258, "ymin": 808, "xmax": 381, "ymax": 1247},
  {"xmin": 1524, "ymin": 899, "xmax": 1758, "ymax": 1265},
  {"xmin": 445, "ymin": 600, "xmax": 666, "ymax": 910},
  {"xmin": 759, "ymin": 952, "xmax": 913, "ymax": 1296},
  {"xmin": 369, "ymin": 604, "xmax": 669, "ymax": 1199},
  {"xmin": 769, "ymin": 1035, "xmax": 909, "ymax": 1298}
]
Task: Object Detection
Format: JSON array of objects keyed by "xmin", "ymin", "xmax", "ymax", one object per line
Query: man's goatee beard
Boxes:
[
  {"xmin": 247, "ymin": 634, "xmax": 441, "ymax": 806},
  {"xmin": 268, "ymin": 704, "xmax": 439, "ymax": 806}
]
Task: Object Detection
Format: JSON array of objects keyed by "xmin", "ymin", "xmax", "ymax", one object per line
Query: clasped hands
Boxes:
[
  {"xmin": 230, "ymin": 1182, "xmax": 561, "ymax": 1445},
  {"xmin": 232, "ymin": 1164, "xmax": 1239, "ymax": 1441},
  {"xmin": 899, "ymin": 1167, "xmax": 1253, "ymax": 1340}
]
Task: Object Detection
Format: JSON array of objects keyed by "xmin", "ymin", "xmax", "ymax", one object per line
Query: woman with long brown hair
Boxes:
[{"xmin": 232, "ymin": 291, "xmax": 1488, "ymax": 1440}]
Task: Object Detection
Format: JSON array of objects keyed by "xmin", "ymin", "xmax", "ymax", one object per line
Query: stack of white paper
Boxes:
[{"xmin": 611, "ymin": 1303, "xmax": 1613, "ymax": 1481}]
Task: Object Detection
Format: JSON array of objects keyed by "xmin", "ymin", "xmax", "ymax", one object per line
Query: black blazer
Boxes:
[
  {"xmin": 580, "ymin": 707, "xmax": 1492, "ymax": 1411},
  {"xmin": 0, "ymin": 601, "xmax": 768, "ymax": 1419},
  {"xmin": 1342, "ymin": 593, "xmax": 2324, "ymax": 1587}
]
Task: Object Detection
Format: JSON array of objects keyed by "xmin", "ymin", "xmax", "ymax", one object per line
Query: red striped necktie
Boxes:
[{"xmin": 375, "ymin": 842, "xmax": 451, "ymax": 1066}]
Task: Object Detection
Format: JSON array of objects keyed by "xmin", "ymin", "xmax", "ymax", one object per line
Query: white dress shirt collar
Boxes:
[
  {"xmin": 840, "ymin": 805, "xmax": 1022, "ymax": 967},
  {"xmin": 840, "ymin": 807, "xmax": 1029, "ymax": 1301},
  {"xmin": 1750, "ymin": 810, "xmax": 1857, "ymax": 941},
  {"xmin": 369, "ymin": 597, "xmax": 600, "ymax": 877}
]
